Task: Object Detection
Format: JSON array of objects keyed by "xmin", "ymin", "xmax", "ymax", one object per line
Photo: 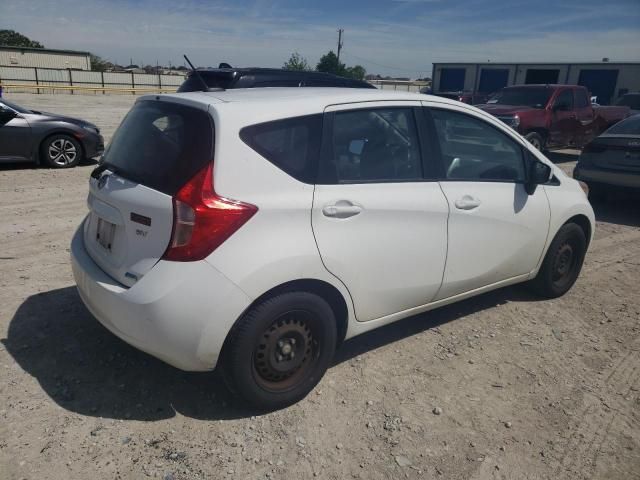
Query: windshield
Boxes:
[
  {"xmin": 487, "ymin": 87, "xmax": 552, "ymax": 108},
  {"xmin": 605, "ymin": 115, "xmax": 640, "ymax": 135},
  {"xmin": 616, "ymin": 95, "xmax": 640, "ymax": 110},
  {"xmin": 0, "ymin": 99, "xmax": 32, "ymax": 114},
  {"xmin": 101, "ymin": 100, "xmax": 213, "ymax": 195}
]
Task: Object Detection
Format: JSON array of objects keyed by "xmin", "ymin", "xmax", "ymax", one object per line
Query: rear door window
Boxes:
[
  {"xmin": 322, "ymin": 107, "xmax": 423, "ymax": 183},
  {"xmin": 240, "ymin": 115, "xmax": 322, "ymax": 184},
  {"xmin": 101, "ymin": 100, "xmax": 213, "ymax": 195}
]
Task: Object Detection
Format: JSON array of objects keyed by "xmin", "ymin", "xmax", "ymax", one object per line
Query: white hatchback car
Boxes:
[{"xmin": 71, "ymin": 88, "xmax": 594, "ymax": 409}]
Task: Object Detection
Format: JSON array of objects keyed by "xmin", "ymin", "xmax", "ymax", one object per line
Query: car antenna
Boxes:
[{"xmin": 183, "ymin": 54, "xmax": 213, "ymax": 92}]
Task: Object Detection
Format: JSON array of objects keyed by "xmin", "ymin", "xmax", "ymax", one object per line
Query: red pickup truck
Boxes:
[{"xmin": 479, "ymin": 85, "xmax": 630, "ymax": 151}]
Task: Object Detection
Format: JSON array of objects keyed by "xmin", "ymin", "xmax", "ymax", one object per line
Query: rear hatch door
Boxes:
[{"xmin": 84, "ymin": 97, "xmax": 214, "ymax": 287}]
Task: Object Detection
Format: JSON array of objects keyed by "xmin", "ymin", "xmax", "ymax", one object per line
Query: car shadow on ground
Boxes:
[
  {"xmin": 546, "ymin": 150, "xmax": 579, "ymax": 164},
  {"xmin": 0, "ymin": 158, "xmax": 98, "ymax": 171},
  {"xmin": 3, "ymin": 284, "xmax": 542, "ymax": 421}
]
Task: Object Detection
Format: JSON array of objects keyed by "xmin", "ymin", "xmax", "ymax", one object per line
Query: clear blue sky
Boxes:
[{"xmin": 3, "ymin": 0, "xmax": 640, "ymax": 77}]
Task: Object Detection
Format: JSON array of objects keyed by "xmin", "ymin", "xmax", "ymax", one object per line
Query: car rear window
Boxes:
[
  {"xmin": 606, "ymin": 115, "xmax": 640, "ymax": 135},
  {"xmin": 101, "ymin": 100, "xmax": 213, "ymax": 195},
  {"xmin": 240, "ymin": 115, "xmax": 322, "ymax": 184}
]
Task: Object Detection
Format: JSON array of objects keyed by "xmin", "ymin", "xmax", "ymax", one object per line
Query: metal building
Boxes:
[
  {"xmin": 0, "ymin": 46, "xmax": 91, "ymax": 70},
  {"xmin": 431, "ymin": 62, "xmax": 640, "ymax": 105}
]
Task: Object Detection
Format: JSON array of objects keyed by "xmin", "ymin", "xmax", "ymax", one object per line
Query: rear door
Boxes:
[
  {"xmin": 424, "ymin": 103, "xmax": 550, "ymax": 299},
  {"xmin": 0, "ymin": 104, "xmax": 31, "ymax": 162},
  {"xmin": 312, "ymin": 102, "xmax": 449, "ymax": 322},
  {"xmin": 573, "ymin": 88, "xmax": 596, "ymax": 147},
  {"xmin": 84, "ymin": 98, "xmax": 214, "ymax": 286}
]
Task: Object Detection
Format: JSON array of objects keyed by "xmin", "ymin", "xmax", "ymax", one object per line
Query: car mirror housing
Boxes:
[{"xmin": 526, "ymin": 158, "xmax": 552, "ymax": 195}]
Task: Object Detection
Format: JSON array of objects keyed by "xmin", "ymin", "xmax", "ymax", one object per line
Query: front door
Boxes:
[
  {"xmin": 424, "ymin": 104, "xmax": 550, "ymax": 300},
  {"xmin": 0, "ymin": 105, "xmax": 31, "ymax": 162},
  {"xmin": 312, "ymin": 102, "xmax": 449, "ymax": 322}
]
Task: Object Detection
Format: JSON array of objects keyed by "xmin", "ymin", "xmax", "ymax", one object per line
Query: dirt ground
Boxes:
[{"xmin": 1, "ymin": 93, "xmax": 639, "ymax": 480}]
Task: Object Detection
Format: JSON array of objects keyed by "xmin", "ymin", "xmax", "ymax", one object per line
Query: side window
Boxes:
[
  {"xmin": 554, "ymin": 90, "xmax": 574, "ymax": 110},
  {"xmin": 327, "ymin": 108, "xmax": 422, "ymax": 183},
  {"xmin": 574, "ymin": 89, "xmax": 589, "ymax": 108},
  {"xmin": 430, "ymin": 109, "xmax": 526, "ymax": 182},
  {"xmin": 240, "ymin": 114, "xmax": 322, "ymax": 184}
]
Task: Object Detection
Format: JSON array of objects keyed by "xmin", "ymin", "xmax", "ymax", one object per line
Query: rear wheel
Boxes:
[
  {"xmin": 529, "ymin": 223, "xmax": 587, "ymax": 298},
  {"xmin": 41, "ymin": 134, "xmax": 82, "ymax": 168},
  {"xmin": 525, "ymin": 132, "xmax": 545, "ymax": 151},
  {"xmin": 223, "ymin": 291, "xmax": 337, "ymax": 410}
]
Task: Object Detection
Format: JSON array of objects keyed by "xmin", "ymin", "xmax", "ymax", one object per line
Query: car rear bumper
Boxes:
[
  {"xmin": 70, "ymin": 225, "xmax": 252, "ymax": 371},
  {"xmin": 574, "ymin": 165, "xmax": 640, "ymax": 189}
]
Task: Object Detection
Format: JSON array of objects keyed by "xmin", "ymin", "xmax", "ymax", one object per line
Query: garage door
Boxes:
[
  {"xmin": 439, "ymin": 68, "xmax": 466, "ymax": 92},
  {"xmin": 525, "ymin": 69, "xmax": 560, "ymax": 84},
  {"xmin": 578, "ymin": 69, "xmax": 619, "ymax": 105},
  {"xmin": 478, "ymin": 69, "xmax": 509, "ymax": 94}
]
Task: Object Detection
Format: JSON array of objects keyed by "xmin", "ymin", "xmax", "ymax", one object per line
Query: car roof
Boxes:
[{"xmin": 151, "ymin": 87, "xmax": 447, "ymax": 110}]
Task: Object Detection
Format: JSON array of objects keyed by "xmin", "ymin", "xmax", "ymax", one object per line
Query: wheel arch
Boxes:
[
  {"xmin": 564, "ymin": 214, "xmax": 593, "ymax": 248},
  {"xmin": 37, "ymin": 130, "xmax": 85, "ymax": 165},
  {"xmin": 220, "ymin": 278, "xmax": 350, "ymax": 358}
]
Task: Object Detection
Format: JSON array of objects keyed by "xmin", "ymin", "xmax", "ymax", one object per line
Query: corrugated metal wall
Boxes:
[{"xmin": 0, "ymin": 49, "xmax": 90, "ymax": 70}]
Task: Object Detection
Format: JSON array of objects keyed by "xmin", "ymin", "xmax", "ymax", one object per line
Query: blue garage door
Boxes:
[
  {"xmin": 578, "ymin": 69, "xmax": 619, "ymax": 105},
  {"xmin": 478, "ymin": 69, "xmax": 509, "ymax": 94},
  {"xmin": 439, "ymin": 68, "xmax": 466, "ymax": 92},
  {"xmin": 525, "ymin": 69, "xmax": 560, "ymax": 84}
]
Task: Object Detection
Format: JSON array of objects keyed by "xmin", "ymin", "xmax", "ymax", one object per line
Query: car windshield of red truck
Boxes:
[{"xmin": 487, "ymin": 87, "xmax": 552, "ymax": 109}]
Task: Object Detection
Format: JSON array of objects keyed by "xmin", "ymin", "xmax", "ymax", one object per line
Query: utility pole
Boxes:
[{"xmin": 337, "ymin": 28, "xmax": 344, "ymax": 62}]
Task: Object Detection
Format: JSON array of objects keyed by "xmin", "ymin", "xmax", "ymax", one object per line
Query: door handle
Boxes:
[
  {"xmin": 569, "ymin": 114, "xmax": 577, "ymax": 119},
  {"xmin": 322, "ymin": 200, "xmax": 363, "ymax": 219},
  {"xmin": 454, "ymin": 195, "xmax": 481, "ymax": 210}
]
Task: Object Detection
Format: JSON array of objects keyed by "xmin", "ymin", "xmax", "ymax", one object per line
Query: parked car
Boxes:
[
  {"xmin": 71, "ymin": 88, "xmax": 594, "ymax": 409},
  {"xmin": 574, "ymin": 114, "xmax": 640, "ymax": 199},
  {"xmin": 0, "ymin": 98, "xmax": 103, "ymax": 168},
  {"xmin": 615, "ymin": 92, "xmax": 640, "ymax": 116},
  {"xmin": 479, "ymin": 85, "xmax": 630, "ymax": 151},
  {"xmin": 430, "ymin": 91, "xmax": 489, "ymax": 105},
  {"xmin": 178, "ymin": 67, "xmax": 376, "ymax": 93}
]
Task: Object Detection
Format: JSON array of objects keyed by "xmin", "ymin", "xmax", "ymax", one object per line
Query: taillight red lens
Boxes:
[{"xmin": 162, "ymin": 163, "xmax": 257, "ymax": 262}]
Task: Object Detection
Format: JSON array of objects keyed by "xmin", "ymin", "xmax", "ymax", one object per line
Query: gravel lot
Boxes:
[{"xmin": 1, "ymin": 93, "xmax": 639, "ymax": 480}]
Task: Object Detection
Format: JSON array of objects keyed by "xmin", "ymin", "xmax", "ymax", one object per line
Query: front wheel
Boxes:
[
  {"xmin": 41, "ymin": 134, "xmax": 82, "ymax": 168},
  {"xmin": 222, "ymin": 291, "xmax": 337, "ymax": 410},
  {"xmin": 528, "ymin": 223, "xmax": 587, "ymax": 298},
  {"xmin": 525, "ymin": 132, "xmax": 545, "ymax": 152}
]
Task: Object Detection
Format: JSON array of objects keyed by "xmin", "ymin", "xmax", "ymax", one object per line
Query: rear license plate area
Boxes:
[{"xmin": 96, "ymin": 218, "xmax": 116, "ymax": 251}]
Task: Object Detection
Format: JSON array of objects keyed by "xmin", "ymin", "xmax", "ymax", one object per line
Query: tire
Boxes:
[
  {"xmin": 41, "ymin": 134, "xmax": 82, "ymax": 168},
  {"xmin": 525, "ymin": 132, "xmax": 545, "ymax": 152},
  {"xmin": 222, "ymin": 291, "xmax": 337, "ymax": 410},
  {"xmin": 529, "ymin": 223, "xmax": 587, "ymax": 298}
]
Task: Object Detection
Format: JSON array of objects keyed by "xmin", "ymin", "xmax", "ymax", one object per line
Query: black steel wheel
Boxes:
[
  {"xmin": 529, "ymin": 223, "xmax": 587, "ymax": 298},
  {"xmin": 223, "ymin": 291, "xmax": 337, "ymax": 410}
]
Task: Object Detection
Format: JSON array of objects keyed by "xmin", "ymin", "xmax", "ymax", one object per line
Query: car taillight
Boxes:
[{"xmin": 162, "ymin": 162, "xmax": 257, "ymax": 262}]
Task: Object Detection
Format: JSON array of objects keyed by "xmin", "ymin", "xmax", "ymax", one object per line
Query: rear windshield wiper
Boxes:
[{"xmin": 90, "ymin": 162, "xmax": 121, "ymax": 179}]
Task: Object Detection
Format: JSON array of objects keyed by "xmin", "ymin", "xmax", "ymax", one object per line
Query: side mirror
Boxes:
[{"xmin": 525, "ymin": 159, "xmax": 552, "ymax": 195}]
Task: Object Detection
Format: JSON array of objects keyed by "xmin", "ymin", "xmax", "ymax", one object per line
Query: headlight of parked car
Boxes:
[
  {"xmin": 498, "ymin": 115, "xmax": 520, "ymax": 129},
  {"xmin": 82, "ymin": 125, "xmax": 100, "ymax": 134}
]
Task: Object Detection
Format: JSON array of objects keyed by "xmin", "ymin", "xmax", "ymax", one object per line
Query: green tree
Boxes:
[
  {"xmin": 0, "ymin": 30, "xmax": 44, "ymax": 48},
  {"xmin": 345, "ymin": 65, "xmax": 366, "ymax": 80},
  {"xmin": 316, "ymin": 51, "xmax": 345, "ymax": 76},
  {"xmin": 90, "ymin": 54, "xmax": 112, "ymax": 72},
  {"xmin": 283, "ymin": 52, "xmax": 310, "ymax": 71}
]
